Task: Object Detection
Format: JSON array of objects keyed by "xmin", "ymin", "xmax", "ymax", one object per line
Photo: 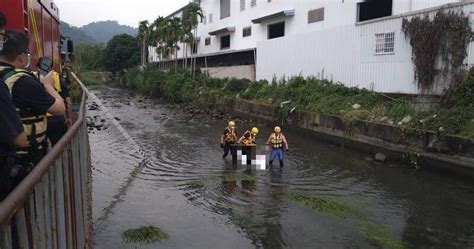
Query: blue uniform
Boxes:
[
  {"xmin": 270, "ymin": 147, "xmax": 284, "ymax": 161},
  {"xmin": 268, "ymin": 132, "xmax": 287, "ymax": 167}
]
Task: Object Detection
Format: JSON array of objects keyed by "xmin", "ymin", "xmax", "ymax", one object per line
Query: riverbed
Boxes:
[{"xmin": 88, "ymin": 86, "xmax": 474, "ymax": 249}]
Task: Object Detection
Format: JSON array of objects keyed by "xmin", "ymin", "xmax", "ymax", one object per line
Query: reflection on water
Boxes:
[{"xmin": 89, "ymin": 86, "xmax": 474, "ymax": 249}]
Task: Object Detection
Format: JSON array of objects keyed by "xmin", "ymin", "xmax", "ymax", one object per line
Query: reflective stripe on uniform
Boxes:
[
  {"xmin": 241, "ymin": 131, "xmax": 256, "ymax": 145},
  {"xmin": 224, "ymin": 127, "xmax": 237, "ymax": 142},
  {"xmin": 270, "ymin": 133, "xmax": 284, "ymax": 148},
  {"xmin": 0, "ymin": 66, "xmax": 48, "ymax": 153},
  {"xmin": 47, "ymin": 70, "xmax": 62, "ymax": 117}
]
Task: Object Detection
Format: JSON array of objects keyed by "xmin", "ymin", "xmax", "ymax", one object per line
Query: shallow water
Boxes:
[{"xmin": 89, "ymin": 86, "xmax": 474, "ymax": 249}]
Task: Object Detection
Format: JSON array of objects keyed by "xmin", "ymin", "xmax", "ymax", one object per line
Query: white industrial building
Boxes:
[{"xmin": 149, "ymin": 0, "xmax": 474, "ymax": 94}]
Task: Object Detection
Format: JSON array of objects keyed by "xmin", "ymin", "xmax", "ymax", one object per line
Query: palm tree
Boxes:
[
  {"xmin": 182, "ymin": 2, "xmax": 203, "ymax": 75},
  {"xmin": 149, "ymin": 12, "xmax": 188, "ymax": 70},
  {"xmin": 149, "ymin": 16, "xmax": 172, "ymax": 70},
  {"xmin": 166, "ymin": 17, "xmax": 184, "ymax": 68},
  {"xmin": 138, "ymin": 20, "xmax": 150, "ymax": 67}
]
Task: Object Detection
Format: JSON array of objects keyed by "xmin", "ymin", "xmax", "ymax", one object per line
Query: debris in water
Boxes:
[{"xmin": 375, "ymin": 153, "xmax": 387, "ymax": 163}]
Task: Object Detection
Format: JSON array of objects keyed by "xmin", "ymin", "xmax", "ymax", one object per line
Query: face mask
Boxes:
[
  {"xmin": 23, "ymin": 53, "xmax": 31, "ymax": 69},
  {"xmin": 0, "ymin": 32, "xmax": 6, "ymax": 53}
]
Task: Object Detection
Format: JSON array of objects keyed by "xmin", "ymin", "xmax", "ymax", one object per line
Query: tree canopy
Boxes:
[
  {"xmin": 103, "ymin": 34, "xmax": 140, "ymax": 73},
  {"xmin": 75, "ymin": 44, "xmax": 104, "ymax": 71}
]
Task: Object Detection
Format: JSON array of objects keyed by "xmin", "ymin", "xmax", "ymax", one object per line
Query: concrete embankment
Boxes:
[{"xmin": 208, "ymin": 96, "xmax": 474, "ymax": 176}]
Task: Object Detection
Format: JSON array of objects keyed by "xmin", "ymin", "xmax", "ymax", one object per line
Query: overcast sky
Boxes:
[{"xmin": 55, "ymin": 0, "xmax": 189, "ymax": 28}]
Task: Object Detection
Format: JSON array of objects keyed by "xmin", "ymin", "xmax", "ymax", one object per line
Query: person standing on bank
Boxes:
[
  {"xmin": 266, "ymin": 126, "xmax": 289, "ymax": 167},
  {"xmin": 60, "ymin": 62, "xmax": 73, "ymax": 128},
  {"xmin": 35, "ymin": 57, "xmax": 70, "ymax": 146},
  {"xmin": 220, "ymin": 121, "xmax": 238, "ymax": 161},
  {"xmin": 0, "ymin": 30, "xmax": 65, "ymax": 172},
  {"xmin": 0, "ymin": 12, "xmax": 29, "ymax": 201}
]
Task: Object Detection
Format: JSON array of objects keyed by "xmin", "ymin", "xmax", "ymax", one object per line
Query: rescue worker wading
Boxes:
[
  {"xmin": 266, "ymin": 126, "xmax": 289, "ymax": 167},
  {"xmin": 0, "ymin": 30, "xmax": 65, "ymax": 189},
  {"xmin": 220, "ymin": 121, "xmax": 238, "ymax": 161},
  {"xmin": 238, "ymin": 127, "xmax": 259, "ymax": 165}
]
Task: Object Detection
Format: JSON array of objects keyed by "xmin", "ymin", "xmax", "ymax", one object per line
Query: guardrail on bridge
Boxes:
[{"xmin": 0, "ymin": 92, "xmax": 92, "ymax": 249}]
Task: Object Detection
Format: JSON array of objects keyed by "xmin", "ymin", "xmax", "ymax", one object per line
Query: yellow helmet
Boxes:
[
  {"xmin": 228, "ymin": 121, "xmax": 236, "ymax": 127},
  {"xmin": 251, "ymin": 127, "xmax": 259, "ymax": 135},
  {"xmin": 274, "ymin": 126, "xmax": 281, "ymax": 133}
]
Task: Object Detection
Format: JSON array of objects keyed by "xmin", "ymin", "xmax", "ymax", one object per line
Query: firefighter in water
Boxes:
[
  {"xmin": 220, "ymin": 121, "xmax": 238, "ymax": 161},
  {"xmin": 238, "ymin": 127, "xmax": 259, "ymax": 165},
  {"xmin": 266, "ymin": 126, "xmax": 289, "ymax": 167}
]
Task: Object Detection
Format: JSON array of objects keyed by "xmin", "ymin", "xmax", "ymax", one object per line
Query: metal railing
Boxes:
[{"xmin": 0, "ymin": 93, "xmax": 92, "ymax": 249}]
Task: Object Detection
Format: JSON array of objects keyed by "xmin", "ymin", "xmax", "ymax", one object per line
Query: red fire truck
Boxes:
[{"xmin": 0, "ymin": 0, "xmax": 64, "ymax": 72}]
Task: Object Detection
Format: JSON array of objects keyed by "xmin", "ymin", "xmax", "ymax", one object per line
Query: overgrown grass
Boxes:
[
  {"xmin": 286, "ymin": 193, "xmax": 354, "ymax": 218},
  {"xmin": 78, "ymin": 71, "xmax": 106, "ymax": 86},
  {"xmin": 117, "ymin": 65, "xmax": 474, "ymax": 138},
  {"xmin": 122, "ymin": 225, "xmax": 169, "ymax": 244},
  {"xmin": 410, "ymin": 74, "xmax": 474, "ymax": 136},
  {"xmin": 118, "ymin": 67, "xmax": 385, "ymax": 114},
  {"xmin": 385, "ymin": 98, "xmax": 416, "ymax": 120},
  {"xmin": 359, "ymin": 223, "xmax": 413, "ymax": 249},
  {"xmin": 287, "ymin": 193, "xmax": 412, "ymax": 249},
  {"xmin": 458, "ymin": 122, "xmax": 474, "ymax": 137}
]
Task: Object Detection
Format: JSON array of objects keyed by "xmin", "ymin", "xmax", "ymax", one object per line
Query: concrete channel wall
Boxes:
[
  {"xmin": 211, "ymin": 96, "xmax": 474, "ymax": 176},
  {"xmin": 201, "ymin": 65, "xmax": 256, "ymax": 81}
]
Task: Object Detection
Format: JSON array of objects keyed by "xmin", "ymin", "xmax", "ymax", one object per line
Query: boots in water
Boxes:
[{"xmin": 279, "ymin": 160, "xmax": 284, "ymax": 168}]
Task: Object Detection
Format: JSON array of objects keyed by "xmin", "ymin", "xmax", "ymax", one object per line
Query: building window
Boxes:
[
  {"xmin": 202, "ymin": 15, "xmax": 207, "ymax": 25},
  {"xmin": 357, "ymin": 0, "xmax": 392, "ymax": 22},
  {"xmin": 221, "ymin": 35, "xmax": 230, "ymax": 50},
  {"xmin": 268, "ymin": 22, "xmax": 285, "ymax": 39},
  {"xmin": 205, "ymin": 37, "xmax": 211, "ymax": 46},
  {"xmin": 243, "ymin": 26, "xmax": 252, "ymax": 37},
  {"xmin": 220, "ymin": 0, "xmax": 231, "ymax": 19},
  {"xmin": 209, "ymin": 13, "xmax": 213, "ymax": 23},
  {"xmin": 251, "ymin": 0, "xmax": 256, "ymax": 8},
  {"xmin": 240, "ymin": 0, "xmax": 245, "ymax": 11},
  {"xmin": 374, "ymin": 32, "xmax": 395, "ymax": 54},
  {"xmin": 308, "ymin": 8, "xmax": 324, "ymax": 23}
]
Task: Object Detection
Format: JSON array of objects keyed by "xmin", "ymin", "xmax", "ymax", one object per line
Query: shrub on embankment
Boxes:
[
  {"xmin": 77, "ymin": 71, "xmax": 107, "ymax": 86},
  {"xmin": 117, "ymin": 65, "xmax": 383, "ymax": 113},
  {"xmin": 116, "ymin": 65, "xmax": 474, "ymax": 138}
]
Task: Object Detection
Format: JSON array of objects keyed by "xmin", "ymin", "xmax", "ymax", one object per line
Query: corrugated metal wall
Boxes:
[{"xmin": 256, "ymin": 3, "xmax": 474, "ymax": 94}]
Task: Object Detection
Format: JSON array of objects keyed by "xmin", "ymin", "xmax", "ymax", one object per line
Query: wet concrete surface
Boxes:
[{"xmin": 88, "ymin": 86, "xmax": 474, "ymax": 249}]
